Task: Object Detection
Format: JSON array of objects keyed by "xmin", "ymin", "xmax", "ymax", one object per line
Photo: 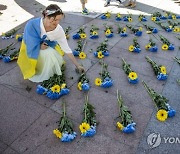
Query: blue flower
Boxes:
[
  {"xmin": 133, "ymin": 47, "xmax": 141, "ymax": 53},
  {"xmin": 73, "ymin": 50, "xmax": 80, "ymax": 56},
  {"xmin": 156, "ymin": 17, "xmax": 160, "ymax": 21},
  {"xmin": 142, "ymin": 17, "xmax": 147, "ymax": 21},
  {"xmin": 0, "ymin": 55, "xmax": 3, "ymax": 59},
  {"xmin": 106, "ymin": 33, "xmax": 113, "ymax": 38},
  {"xmin": 81, "ymin": 126, "xmax": 96, "ymax": 137},
  {"xmin": 120, "ymin": 32, "xmax": 128, "ymax": 37},
  {"xmin": 90, "ymin": 35, "xmax": 99, "ymax": 39},
  {"xmin": 93, "ymin": 51, "xmax": 98, "ymax": 57},
  {"xmin": 36, "ymin": 85, "xmax": 48, "ymax": 95},
  {"xmin": 166, "ymin": 28, "xmax": 172, "ymax": 32},
  {"xmin": 115, "ymin": 17, "xmax": 122, "ymax": 21},
  {"xmin": 128, "ymin": 78, "xmax": 139, "ymax": 84},
  {"xmin": 101, "ymin": 15, "xmax": 107, "ymax": 19},
  {"xmin": 168, "ymin": 44, "xmax": 174, "ymax": 50},
  {"xmin": 152, "ymin": 28, "xmax": 158, "ymax": 33},
  {"xmin": 122, "ymin": 122, "xmax": 136, "ymax": 134},
  {"xmin": 60, "ymin": 88, "xmax": 70, "ymax": 96},
  {"xmin": 160, "ymin": 16, "xmax": 167, "ymax": 20},
  {"xmin": 168, "ymin": 16, "xmax": 172, "ymax": 19},
  {"xmin": 82, "ymin": 83, "xmax": 90, "ymax": 91},
  {"xmin": 168, "ymin": 109, "xmax": 176, "ymax": 117},
  {"xmin": 72, "ymin": 33, "xmax": 80, "ymax": 39},
  {"xmin": 135, "ymin": 31, "xmax": 142, "ymax": 36},
  {"xmin": 149, "ymin": 46, "xmax": 158, "ymax": 52},
  {"xmin": 46, "ymin": 91, "xmax": 61, "ymax": 100},
  {"xmin": 157, "ymin": 73, "xmax": 168, "ymax": 80},
  {"xmin": 3, "ymin": 56, "xmax": 11, "ymax": 63},
  {"xmin": 176, "ymin": 15, "xmax": 180, "ymax": 19},
  {"xmin": 17, "ymin": 36, "xmax": 23, "ymax": 42},
  {"xmin": 101, "ymin": 79, "xmax": 113, "ymax": 88},
  {"xmin": 102, "ymin": 51, "xmax": 109, "ymax": 56},
  {"xmin": 123, "ymin": 17, "xmax": 128, "ymax": 21}
]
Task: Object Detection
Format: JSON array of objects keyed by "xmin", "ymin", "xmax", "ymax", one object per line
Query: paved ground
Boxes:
[{"xmin": 0, "ymin": 0, "xmax": 180, "ymax": 154}]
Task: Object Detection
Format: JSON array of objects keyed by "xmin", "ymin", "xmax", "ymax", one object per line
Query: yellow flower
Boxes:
[
  {"xmin": 160, "ymin": 66, "xmax": 166, "ymax": 74},
  {"xmin": 139, "ymin": 27, "xmax": 143, "ymax": 31},
  {"xmin": 80, "ymin": 33, "xmax": 86, "ymax": 39},
  {"xmin": 79, "ymin": 52, "xmax": 86, "ymax": 59},
  {"xmin": 97, "ymin": 51, "xmax": 104, "ymax": 59},
  {"xmin": 145, "ymin": 44, "xmax": 151, "ymax": 50},
  {"xmin": 105, "ymin": 29, "xmax": 111, "ymax": 35},
  {"xmin": 146, "ymin": 30, "xmax": 152, "ymax": 34},
  {"xmin": 117, "ymin": 13, "xmax": 121, "ymax": 18},
  {"xmin": 61, "ymin": 83, "xmax": 66, "ymax": 89},
  {"xmin": 123, "ymin": 27, "xmax": 126, "ymax": 32},
  {"xmin": 173, "ymin": 27, "xmax": 179, "ymax": 32},
  {"xmin": 128, "ymin": 72, "xmax": 138, "ymax": 80},
  {"xmin": 172, "ymin": 15, "xmax": 176, "ymax": 20},
  {"xmin": 79, "ymin": 122, "xmax": 90, "ymax": 133},
  {"xmin": 156, "ymin": 109, "xmax": 168, "ymax": 122},
  {"xmin": 95, "ymin": 78, "xmax": 102, "ymax": 86},
  {"xmin": 128, "ymin": 17, "xmax": 133, "ymax": 22},
  {"xmin": 53, "ymin": 129, "xmax": 62, "ymax": 138},
  {"xmin": 162, "ymin": 44, "xmax": 168, "ymax": 50},
  {"xmin": 92, "ymin": 31, "xmax": 98, "ymax": 35},
  {"xmin": 51, "ymin": 85, "xmax": 61, "ymax": 93},
  {"xmin": 151, "ymin": 17, "xmax": 156, "ymax": 21},
  {"xmin": 78, "ymin": 82, "xmax": 82, "ymax": 90},
  {"xmin": 66, "ymin": 34, "xmax": 69, "ymax": 39},
  {"xmin": 117, "ymin": 122, "xmax": 124, "ymax": 130},
  {"xmin": 165, "ymin": 13, "xmax": 168, "ymax": 17},
  {"xmin": 138, "ymin": 17, "xmax": 142, "ymax": 21},
  {"xmin": 105, "ymin": 12, "xmax": 111, "ymax": 18},
  {"xmin": 129, "ymin": 45, "xmax": 134, "ymax": 52},
  {"xmin": 15, "ymin": 34, "xmax": 22, "ymax": 40}
]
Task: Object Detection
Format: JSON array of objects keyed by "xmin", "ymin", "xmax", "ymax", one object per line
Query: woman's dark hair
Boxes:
[{"xmin": 42, "ymin": 4, "xmax": 64, "ymax": 18}]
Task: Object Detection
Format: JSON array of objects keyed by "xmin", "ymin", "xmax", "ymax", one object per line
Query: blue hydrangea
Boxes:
[
  {"xmin": 90, "ymin": 35, "xmax": 99, "ymax": 39},
  {"xmin": 123, "ymin": 17, "xmax": 128, "ymax": 21},
  {"xmin": 156, "ymin": 17, "xmax": 160, "ymax": 21},
  {"xmin": 168, "ymin": 44, "xmax": 174, "ymax": 50},
  {"xmin": 46, "ymin": 91, "xmax": 61, "ymax": 99},
  {"xmin": 166, "ymin": 28, "xmax": 172, "ymax": 32},
  {"xmin": 36, "ymin": 85, "xmax": 48, "ymax": 95},
  {"xmin": 128, "ymin": 78, "xmax": 139, "ymax": 84},
  {"xmin": 120, "ymin": 32, "xmax": 128, "ymax": 37},
  {"xmin": 160, "ymin": 16, "xmax": 167, "ymax": 20},
  {"xmin": 0, "ymin": 55, "xmax": 3, "ymax": 59},
  {"xmin": 3, "ymin": 56, "xmax": 11, "ymax": 63},
  {"xmin": 115, "ymin": 17, "xmax": 122, "ymax": 21},
  {"xmin": 142, "ymin": 17, "xmax": 147, "ymax": 21},
  {"xmin": 102, "ymin": 51, "xmax": 109, "ymax": 56},
  {"xmin": 135, "ymin": 31, "xmax": 142, "ymax": 36},
  {"xmin": 166, "ymin": 103, "xmax": 176, "ymax": 118},
  {"xmin": 152, "ymin": 28, "xmax": 158, "ymax": 33},
  {"xmin": 101, "ymin": 79, "xmax": 113, "ymax": 88},
  {"xmin": 106, "ymin": 33, "xmax": 113, "ymax": 38},
  {"xmin": 149, "ymin": 46, "xmax": 158, "ymax": 52},
  {"xmin": 176, "ymin": 15, "xmax": 180, "ymax": 19},
  {"xmin": 17, "ymin": 36, "xmax": 23, "ymax": 42},
  {"xmin": 59, "ymin": 88, "xmax": 70, "ymax": 96},
  {"xmin": 93, "ymin": 51, "xmax": 98, "ymax": 57},
  {"xmin": 157, "ymin": 73, "xmax": 168, "ymax": 80},
  {"xmin": 61, "ymin": 132, "xmax": 77, "ymax": 142},
  {"xmin": 122, "ymin": 122, "xmax": 136, "ymax": 134},
  {"xmin": 81, "ymin": 126, "xmax": 96, "ymax": 137},
  {"xmin": 168, "ymin": 16, "xmax": 172, "ymax": 19},
  {"xmin": 73, "ymin": 50, "xmax": 80, "ymax": 56},
  {"xmin": 101, "ymin": 15, "xmax": 107, "ymax": 19},
  {"xmin": 72, "ymin": 33, "xmax": 80, "ymax": 39},
  {"xmin": 82, "ymin": 83, "xmax": 90, "ymax": 91},
  {"xmin": 133, "ymin": 47, "xmax": 141, "ymax": 53}
]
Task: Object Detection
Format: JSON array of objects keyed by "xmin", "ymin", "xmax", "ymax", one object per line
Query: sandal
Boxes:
[
  {"xmin": 131, "ymin": 3, "xmax": 136, "ymax": 8},
  {"xmin": 125, "ymin": 2, "xmax": 132, "ymax": 7}
]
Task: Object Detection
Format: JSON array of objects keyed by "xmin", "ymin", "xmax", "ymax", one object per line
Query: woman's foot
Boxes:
[
  {"xmin": 125, "ymin": 2, "xmax": 132, "ymax": 7},
  {"xmin": 82, "ymin": 8, "xmax": 89, "ymax": 15}
]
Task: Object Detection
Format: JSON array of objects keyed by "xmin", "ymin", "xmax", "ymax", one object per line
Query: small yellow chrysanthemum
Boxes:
[
  {"xmin": 138, "ymin": 17, "xmax": 142, "ymax": 21},
  {"xmin": 61, "ymin": 83, "xmax": 66, "ymax": 89},
  {"xmin": 128, "ymin": 17, "xmax": 133, "ymax": 22},
  {"xmin": 117, "ymin": 122, "xmax": 124, "ymax": 130},
  {"xmin": 172, "ymin": 15, "xmax": 176, "ymax": 20},
  {"xmin": 51, "ymin": 85, "xmax": 61, "ymax": 93},
  {"xmin": 105, "ymin": 29, "xmax": 111, "ymax": 35},
  {"xmin": 139, "ymin": 27, "xmax": 143, "ymax": 31},
  {"xmin": 162, "ymin": 44, "xmax": 168, "ymax": 50},
  {"xmin": 79, "ymin": 52, "xmax": 86, "ymax": 59},
  {"xmin": 95, "ymin": 78, "xmax": 102, "ymax": 86},
  {"xmin": 105, "ymin": 12, "xmax": 111, "ymax": 18},
  {"xmin": 80, "ymin": 33, "xmax": 86, "ymax": 39},
  {"xmin": 128, "ymin": 72, "xmax": 138, "ymax": 80},
  {"xmin": 77, "ymin": 82, "xmax": 82, "ymax": 90},
  {"xmin": 146, "ymin": 30, "xmax": 152, "ymax": 34},
  {"xmin": 145, "ymin": 44, "xmax": 151, "ymax": 50},
  {"xmin": 117, "ymin": 13, "xmax": 121, "ymax": 18},
  {"xmin": 129, "ymin": 45, "xmax": 134, "ymax": 52},
  {"xmin": 53, "ymin": 129, "xmax": 62, "ymax": 138},
  {"xmin": 160, "ymin": 66, "xmax": 166, "ymax": 74},
  {"xmin": 97, "ymin": 51, "xmax": 104, "ymax": 59},
  {"xmin": 173, "ymin": 27, "xmax": 179, "ymax": 32},
  {"xmin": 151, "ymin": 17, "xmax": 156, "ymax": 21},
  {"xmin": 156, "ymin": 109, "xmax": 168, "ymax": 122},
  {"xmin": 92, "ymin": 31, "xmax": 98, "ymax": 35},
  {"xmin": 15, "ymin": 34, "xmax": 22, "ymax": 40},
  {"xmin": 165, "ymin": 13, "xmax": 168, "ymax": 17},
  {"xmin": 79, "ymin": 122, "xmax": 90, "ymax": 133},
  {"xmin": 123, "ymin": 27, "xmax": 126, "ymax": 32}
]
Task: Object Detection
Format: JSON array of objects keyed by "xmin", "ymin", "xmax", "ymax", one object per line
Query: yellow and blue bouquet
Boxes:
[
  {"xmin": 123, "ymin": 13, "xmax": 133, "ymax": 22},
  {"xmin": 72, "ymin": 26, "xmax": 86, "ymax": 39},
  {"xmin": 101, "ymin": 11, "xmax": 111, "ymax": 19},
  {"xmin": 104, "ymin": 23, "xmax": 114, "ymax": 38},
  {"xmin": 155, "ymin": 22, "xmax": 173, "ymax": 32},
  {"xmin": 117, "ymin": 24, "xmax": 128, "ymax": 37},
  {"xmin": 138, "ymin": 14, "xmax": 147, "ymax": 22},
  {"xmin": 126, "ymin": 24, "xmax": 142, "ymax": 36},
  {"xmin": 159, "ymin": 35, "xmax": 175, "ymax": 51},
  {"xmin": 77, "ymin": 73, "xmax": 90, "ymax": 91},
  {"xmin": 143, "ymin": 24, "xmax": 158, "ymax": 34},
  {"xmin": 89, "ymin": 24, "xmax": 99, "ymax": 39},
  {"xmin": 3, "ymin": 49, "xmax": 20, "ymax": 63},
  {"xmin": 0, "ymin": 43, "xmax": 15, "ymax": 59},
  {"xmin": 64, "ymin": 26, "xmax": 71, "ymax": 39},
  {"xmin": 167, "ymin": 20, "xmax": 180, "ymax": 33},
  {"xmin": 73, "ymin": 40, "xmax": 87, "ymax": 59},
  {"xmin": 145, "ymin": 39, "xmax": 158, "ymax": 52},
  {"xmin": 128, "ymin": 38, "xmax": 141, "ymax": 53},
  {"xmin": 151, "ymin": 12, "xmax": 161, "ymax": 21},
  {"xmin": 164, "ymin": 11, "xmax": 180, "ymax": 20},
  {"xmin": 115, "ymin": 13, "xmax": 122, "ymax": 21}
]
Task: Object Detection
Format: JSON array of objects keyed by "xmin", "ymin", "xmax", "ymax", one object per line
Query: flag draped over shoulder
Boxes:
[{"xmin": 17, "ymin": 18, "xmax": 64, "ymax": 79}]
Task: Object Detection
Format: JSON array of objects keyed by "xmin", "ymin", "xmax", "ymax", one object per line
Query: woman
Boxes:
[{"xmin": 17, "ymin": 4, "xmax": 84, "ymax": 82}]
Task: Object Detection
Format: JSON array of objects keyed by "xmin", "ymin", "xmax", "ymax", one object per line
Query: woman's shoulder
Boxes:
[{"xmin": 27, "ymin": 17, "xmax": 41, "ymax": 25}]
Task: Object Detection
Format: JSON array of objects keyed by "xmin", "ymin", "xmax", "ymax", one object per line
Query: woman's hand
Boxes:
[{"xmin": 40, "ymin": 42, "xmax": 48, "ymax": 50}]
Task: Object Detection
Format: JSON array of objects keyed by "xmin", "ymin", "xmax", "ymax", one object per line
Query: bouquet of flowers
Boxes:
[
  {"xmin": 167, "ymin": 20, "xmax": 180, "ymax": 33},
  {"xmin": 146, "ymin": 56, "xmax": 168, "ymax": 80},
  {"xmin": 93, "ymin": 39, "xmax": 109, "ymax": 58},
  {"xmin": 53, "ymin": 102, "xmax": 77, "ymax": 142},
  {"xmin": 128, "ymin": 38, "xmax": 141, "ymax": 53},
  {"xmin": 94, "ymin": 60, "xmax": 113, "ymax": 88},
  {"xmin": 116, "ymin": 24, "xmax": 128, "ymax": 37},
  {"xmin": 100, "ymin": 11, "xmax": 111, "ymax": 19},
  {"xmin": 142, "ymin": 81, "xmax": 176, "ymax": 122},
  {"xmin": 64, "ymin": 26, "xmax": 71, "ymax": 39},
  {"xmin": 145, "ymin": 39, "xmax": 158, "ymax": 52},
  {"xmin": 3, "ymin": 49, "xmax": 20, "ymax": 63},
  {"xmin": 123, "ymin": 13, "xmax": 133, "ymax": 22},
  {"xmin": 155, "ymin": 22, "xmax": 173, "ymax": 32},
  {"xmin": 126, "ymin": 25, "xmax": 142, "ymax": 36},
  {"xmin": 15, "ymin": 34, "xmax": 23, "ymax": 42},
  {"xmin": 143, "ymin": 24, "xmax": 158, "ymax": 34},
  {"xmin": 138, "ymin": 14, "xmax": 147, "ymax": 22},
  {"xmin": 1, "ymin": 27, "xmax": 21, "ymax": 39},
  {"xmin": 164, "ymin": 11, "xmax": 180, "ymax": 20},
  {"xmin": 0, "ymin": 43, "xmax": 15, "ymax": 59},
  {"xmin": 104, "ymin": 24, "xmax": 113, "ymax": 38},
  {"xmin": 89, "ymin": 25, "xmax": 99, "ymax": 39},
  {"xmin": 115, "ymin": 13, "xmax": 122, "ymax": 21},
  {"xmin": 73, "ymin": 40, "xmax": 87, "ymax": 59},
  {"xmin": 159, "ymin": 35, "xmax": 175, "ymax": 51},
  {"xmin": 77, "ymin": 73, "xmax": 90, "ymax": 91},
  {"xmin": 79, "ymin": 94, "xmax": 96, "ymax": 137},
  {"xmin": 116, "ymin": 90, "xmax": 136, "ymax": 133},
  {"xmin": 151, "ymin": 12, "xmax": 161, "ymax": 21},
  {"xmin": 72, "ymin": 26, "xmax": 86, "ymax": 39},
  {"xmin": 36, "ymin": 65, "xmax": 70, "ymax": 100}
]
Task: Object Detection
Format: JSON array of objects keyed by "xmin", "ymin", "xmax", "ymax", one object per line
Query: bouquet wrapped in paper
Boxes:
[
  {"xmin": 138, "ymin": 14, "xmax": 147, "ymax": 22},
  {"xmin": 146, "ymin": 56, "xmax": 168, "ymax": 80},
  {"xmin": 115, "ymin": 13, "xmax": 122, "ymax": 21},
  {"xmin": 126, "ymin": 25, "xmax": 142, "ymax": 36},
  {"xmin": 72, "ymin": 26, "xmax": 86, "ymax": 39},
  {"xmin": 77, "ymin": 73, "xmax": 90, "ymax": 91},
  {"xmin": 89, "ymin": 25, "xmax": 99, "ymax": 39},
  {"xmin": 116, "ymin": 24, "xmax": 128, "ymax": 37},
  {"xmin": 122, "ymin": 58, "xmax": 139, "ymax": 84},
  {"xmin": 142, "ymin": 81, "xmax": 176, "ymax": 122},
  {"xmin": 123, "ymin": 13, "xmax": 133, "ymax": 22},
  {"xmin": 0, "ymin": 43, "xmax": 15, "ymax": 59},
  {"xmin": 145, "ymin": 39, "xmax": 158, "ymax": 52},
  {"xmin": 53, "ymin": 102, "xmax": 77, "ymax": 142},
  {"xmin": 159, "ymin": 35, "xmax": 175, "ymax": 51},
  {"xmin": 79, "ymin": 95, "xmax": 96, "ymax": 137},
  {"xmin": 2, "ymin": 27, "xmax": 21, "ymax": 39},
  {"xmin": 95, "ymin": 60, "xmax": 113, "ymax": 88},
  {"xmin": 73, "ymin": 40, "xmax": 87, "ymax": 59},
  {"xmin": 64, "ymin": 26, "xmax": 71, "ymax": 39},
  {"xmin": 128, "ymin": 38, "xmax": 141, "ymax": 53},
  {"xmin": 104, "ymin": 24, "xmax": 113, "ymax": 38},
  {"xmin": 116, "ymin": 90, "xmax": 136, "ymax": 133},
  {"xmin": 101, "ymin": 11, "xmax": 111, "ymax": 19}
]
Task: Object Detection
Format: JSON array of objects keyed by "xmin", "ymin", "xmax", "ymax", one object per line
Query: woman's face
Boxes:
[{"xmin": 46, "ymin": 14, "xmax": 63, "ymax": 30}]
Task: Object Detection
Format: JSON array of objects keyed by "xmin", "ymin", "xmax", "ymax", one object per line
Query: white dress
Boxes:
[{"xmin": 29, "ymin": 18, "xmax": 72, "ymax": 82}]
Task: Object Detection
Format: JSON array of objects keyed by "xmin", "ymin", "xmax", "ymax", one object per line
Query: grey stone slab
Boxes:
[
  {"xmin": 2, "ymin": 147, "xmax": 19, "ymax": 154},
  {"xmin": 0, "ymin": 141, "xmax": 8, "ymax": 153},
  {"xmin": 0, "ymin": 85, "xmax": 46, "ymax": 144}
]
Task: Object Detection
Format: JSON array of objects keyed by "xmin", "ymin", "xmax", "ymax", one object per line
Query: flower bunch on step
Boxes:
[
  {"xmin": 3, "ymin": 49, "xmax": 20, "ymax": 63},
  {"xmin": 164, "ymin": 11, "xmax": 180, "ymax": 20},
  {"xmin": 115, "ymin": 13, "xmax": 122, "ymax": 21},
  {"xmin": 89, "ymin": 25, "xmax": 99, "ymax": 39},
  {"xmin": 122, "ymin": 58, "xmax": 139, "ymax": 84},
  {"xmin": 145, "ymin": 39, "xmax": 158, "ymax": 52},
  {"xmin": 36, "ymin": 66, "xmax": 70, "ymax": 100},
  {"xmin": 116, "ymin": 90, "xmax": 136, "ymax": 133},
  {"xmin": 73, "ymin": 40, "xmax": 87, "ymax": 59},
  {"xmin": 79, "ymin": 94, "xmax": 96, "ymax": 137},
  {"xmin": 0, "ymin": 43, "xmax": 15, "ymax": 59},
  {"xmin": 138, "ymin": 14, "xmax": 147, "ymax": 22},
  {"xmin": 116, "ymin": 24, "xmax": 128, "ymax": 37},
  {"xmin": 15, "ymin": 34, "xmax": 23, "ymax": 42},
  {"xmin": 145, "ymin": 56, "xmax": 168, "ymax": 80},
  {"xmin": 167, "ymin": 20, "xmax": 180, "ymax": 33},
  {"xmin": 100, "ymin": 11, "xmax": 111, "ymax": 19},
  {"xmin": 159, "ymin": 35, "xmax": 174, "ymax": 51},
  {"xmin": 95, "ymin": 60, "xmax": 113, "ymax": 88},
  {"xmin": 128, "ymin": 38, "xmax": 141, "ymax": 53},
  {"xmin": 155, "ymin": 22, "xmax": 173, "ymax": 32},
  {"xmin": 72, "ymin": 26, "xmax": 86, "ymax": 39},
  {"xmin": 53, "ymin": 102, "xmax": 77, "ymax": 142},
  {"xmin": 77, "ymin": 73, "xmax": 90, "ymax": 91},
  {"xmin": 143, "ymin": 24, "xmax": 158, "ymax": 34},
  {"xmin": 64, "ymin": 26, "xmax": 71, "ymax": 39},
  {"xmin": 151, "ymin": 12, "xmax": 161, "ymax": 21},
  {"xmin": 104, "ymin": 24, "xmax": 113, "ymax": 38},
  {"xmin": 93, "ymin": 39, "xmax": 109, "ymax": 58},
  {"xmin": 123, "ymin": 13, "xmax": 133, "ymax": 22},
  {"xmin": 142, "ymin": 81, "xmax": 176, "ymax": 122},
  {"xmin": 1, "ymin": 27, "xmax": 21, "ymax": 39},
  {"xmin": 126, "ymin": 25, "xmax": 142, "ymax": 36}
]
